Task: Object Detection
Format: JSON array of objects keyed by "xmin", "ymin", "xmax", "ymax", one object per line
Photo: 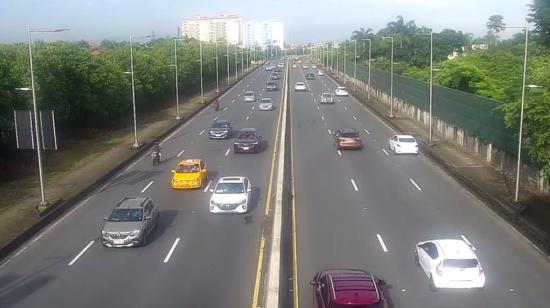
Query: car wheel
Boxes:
[{"xmin": 429, "ymin": 275, "xmax": 437, "ymax": 291}]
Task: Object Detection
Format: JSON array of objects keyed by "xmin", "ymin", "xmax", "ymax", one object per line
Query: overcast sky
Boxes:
[{"xmin": 0, "ymin": 0, "xmax": 532, "ymax": 43}]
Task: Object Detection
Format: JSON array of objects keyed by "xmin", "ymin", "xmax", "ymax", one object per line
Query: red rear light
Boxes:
[
  {"xmin": 479, "ymin": 266, "xmax": 484, "ymax": 275},
  {"xmin": 436, "ymin": 262, "xmax": 443, "ymax": 276}
]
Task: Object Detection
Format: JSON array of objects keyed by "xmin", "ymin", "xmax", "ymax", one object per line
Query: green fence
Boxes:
[{"xmin": 333, "ymin": 57, "xmax": 518, "ymax": 156}]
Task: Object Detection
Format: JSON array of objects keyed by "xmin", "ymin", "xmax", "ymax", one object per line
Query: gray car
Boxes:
[
  {"xmin": 209, "ymin": 119, "xmax": 233, "ymax": 139},
  {"xmin": 101, "ymin": 197, "xmax": 159, "ymax": 247}
]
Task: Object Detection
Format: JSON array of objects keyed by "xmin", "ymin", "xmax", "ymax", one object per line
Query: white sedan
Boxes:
[
  {"xmin": 259, "ymin": 98, "xmax": 274, "ymax": 111},
  {"xmin": 389, "ymin": 134, "xmax": 419, "ymax": 154},
  {"xmin": 294, "ymin": 82, "xmax": 307, "ymax": 92},
  {"xmin": 334, "ymin": 86, "xmax": 348, "ymax": 96},
  {"xmin": 209, "ymin": 176, "xmax": 252, "ymax": 214},
  {"xmin": 415, "ymin": 239, "xmax": 485, "ymax": 290}
]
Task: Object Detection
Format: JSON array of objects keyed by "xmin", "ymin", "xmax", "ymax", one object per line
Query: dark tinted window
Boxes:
[
  {"xmin": 398, "ymin": 137, "xmax": 416, "ymax": 143},
  {"xmin": 341, "ymin": 132, "xmax": 359, "ymax": 138},
  {"xmin": 109, "ymin": 209, "xmax": 143, "ymax": 222},
  {"xmin": 443, "ymin": 259, "xmax": 479, "ymax": 268},
  {"xmin": 176, "ymin": 164, "xmax": 200, "ymax": 173},
  {"xmin": 215, "ymin": 183, "xmax": 245, "ymax": 194},
  {"xmin": 237, "ymin": 131, "xmax": 257, "ymax": 139},
  {"xmin": 212, "ymin": 121, "xmax": 230, "ymax": 128},
  {"xmin": 421, "ymin": 242, "xmax": 439, "ymax": 259}
]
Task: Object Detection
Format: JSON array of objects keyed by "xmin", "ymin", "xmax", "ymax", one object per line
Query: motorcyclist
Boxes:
[
  {"xmin": 213, "ymin": 98, "xmax": 220, "ymax": 111},
  {"xmin": 152, "ymin": 141, "xmax": 161, "ymax": 163}
]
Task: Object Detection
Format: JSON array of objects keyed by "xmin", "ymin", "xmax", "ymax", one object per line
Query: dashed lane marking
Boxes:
[
  {"xmin": 409, "ymin": 178, "xmax": 422, "ymax": 191},
  {"xmin": 177, "ymin": 149, "xmax": 185, "ymax": 157},
  {"xmin": 163, "ymin": 238, "xmax": 181, "ymax": 263},
  {"xmin": 204, "ymin": 180, "xmax": 213, "ymax": 192},
  {"xmin": 140, "ymin": 181, "xmax": 154, "ymax": 193},
  {"xmin": 68, "ymin": 240, "xmax": 94, "ymax": 266},
  {"xmin": 377, "ymin": 234, "xmax": 388, "ymax": 252},
  {"xmin": 350, "ymin": 178, "xmax": 359, "ymax": 191}
]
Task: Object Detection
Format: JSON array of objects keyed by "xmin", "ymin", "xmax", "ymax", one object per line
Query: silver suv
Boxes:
[{"xmin": 101, "ymin": 197, "xmax": 159, "ymax": 247}]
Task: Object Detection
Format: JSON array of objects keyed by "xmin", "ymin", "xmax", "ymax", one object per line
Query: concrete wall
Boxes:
[{"xmin": 339, "ymin": 71, "xmax": 549, "ymax": 193}]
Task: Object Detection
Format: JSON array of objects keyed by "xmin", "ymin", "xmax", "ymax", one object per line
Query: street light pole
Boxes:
[
  {"xmin": 129, "ymin": 34, "xmax": 152, "ymax": 148},
  {"xmin": 215, "ymin": 40, "xmax": 219, "ymax": 93},
  {"xmin": 226, "ymin": 43, "xmax": 230, "ymax": 85},
  {"xmin": 241, "ymin": 45, "xmax": 244, "ymax": 73},
  {"xmin": 344, "ymin": 42, "xmax": 347, "ymax": 84},
  {"xmin": 362, "ymin": 38, "xmax": 372, "ymax": 100},
  {"xmin": 353, "ymin": 39, "xmax": 357, "ymax": 91},
  {"xmin": 382, "ymin": 36, "xmax": 394, "ymax": 118},
  {"xmin": 416, "ymin": 32, "xmax": 435, "ymax": 141},
  {"xmin": 26, "ymin": 28, "xmax": 69, "ymax": 206},
  {"xmin": 234, "ymin": 44, "xmax": 238, "ymax": 79},
  {"xmin": 336, "ymin": 44, "xmax": 339, "ymax": 74},
  {"xmin": 173, "ymin": 38, "xmax": 185, "ymax": 119},
  {"xmin": 198, "ymin": 39, "xmax": 204, "ymax": 104}
]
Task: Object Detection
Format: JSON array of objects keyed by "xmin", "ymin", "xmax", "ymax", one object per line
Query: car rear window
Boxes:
[
  {"xmin": 442, "ymin": 259, "xmax": 479, "ymax": 268},
  {"xmin": 341, "ymin": 132, "xmax": 359, "ymax": 138},
  {"xmin": 322, "ymin": 94, "xmax": 331, "ymax": 98},
  {"xmin": 212, "ymin": 121, "xmax": 229, "ymax": 128},
  {"xmin": 398, "ymin": 137, "xmax": 416, "ymax": 143},
  {"xmin": 237, "ymin": 132, "xmax": 257, "ymax": 139},
  {"xmin": 176, "ymin": 164, "xmax": 200, "ymax": 173},
  {"xmin": 245, "ymin": 92, "xmax": 254, "ymax": 96},
  {"xmin": 261, "ymin": 99, "xmax": 272, "ymax": 103}
]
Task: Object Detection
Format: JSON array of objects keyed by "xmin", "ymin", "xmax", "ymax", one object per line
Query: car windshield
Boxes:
[
  {"xmin": 296, "ymin": 83, "xmax": 304, "ymax": 86},
  {"xmin": 261, "ymin": 99, "xmax": 272, "ymax": 103},
  {"xmin": 399, "ymin": 137, "xmax": 416, "ymax": 143},
  {"xmin": 244, "ymin": 92, "xmax": 254, "ymax": 96},
  {"xmin": 237, "ymin": 131, "xmax": 257, "ymax": 139},
  {"xmin": 322, "ymin": 94, "xmax": 331, "ymax": 98},
  {"xmin": 108, "ymin": 208, "xmax": 143, "ymax": 222},
  {"xmin": 341, "ymin": 132, "xmax": 359, "ymax": 138},
  {"xmin": 443, "ymin": 259, "xmax": 479, "ymax": 268},
  {"xmin": 176, "ymin": 164, "xmax": 200, "ymax": 173},
  {"xmin": 215, "ymin": 183, "xmax": 245, "ymax": 194},
  {"xmin": 337, "ymin": 87, "xmax": 346, "ymax": 90},
  {"xmin": 212, "ymin": 121, "xmax": 229, "ymax": 128}
]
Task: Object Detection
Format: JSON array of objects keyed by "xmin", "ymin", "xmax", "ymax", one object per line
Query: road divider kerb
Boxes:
[{"xmin": 68, "ymin": 240, "xmax": 94, "ymax": 266}]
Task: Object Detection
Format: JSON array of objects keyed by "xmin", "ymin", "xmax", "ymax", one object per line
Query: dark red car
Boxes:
[
  {"xmin": 334, "ymin": 129, "xmax": 362, "ymax": 150},
  {"xmin": 310, "ymin": 269, "xmax": 387, "ymax": 308}
]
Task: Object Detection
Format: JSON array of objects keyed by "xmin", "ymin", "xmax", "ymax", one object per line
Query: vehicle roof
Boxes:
[
  {"xmin": 322, "ymin": 92, "xmax": 332, "ymax": 95},
  {"xmin": 324, "ymin": 269, "xmax": 380, "ymax": 304},
  {"xmin": 340, "ymin": 128, "xmax": 358, "ymax": 133},
  {"xmin": 296, "ymin": 82, "xmax": 305, "ymax": 85},
  {"xmin": 260, "ymin": 98, "xmax": 273, "ymax": 102},
  {"xmin": 244, "ymin": 91, "xmax": 255, "ymax": 95},
  {"xmin": 213, "ymin": 119, "xmax": 230, "ymax": 124},
  {"xmin": 432, "ymin": 239, "xmax": 477, "ymax": 259},
  {"xmin": 177, "ymin": 158, "xmax": 202, "ymax": 166},
  {"xmin": 218, "ymin": 176, "xmax": 246, "ymax": 183},
  {"xmin": 239, "ymin": 128, "xmax": 257, "ymax": 132},
  {"xmin": 336, "ymin": 86, "xmax": 347, "ymax": 89},
  {"xmin": 396, "ymin": 134, "xmax": 416, "ymax": 139},
  {"xmin": 116, "ymin": 197, "xmax": 148, "ymax": 209}
]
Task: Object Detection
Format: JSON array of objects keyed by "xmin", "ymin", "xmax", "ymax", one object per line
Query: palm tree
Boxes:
[{"xmin": 351, "ymin": 27, "xmax": 373, "ymax": 41}]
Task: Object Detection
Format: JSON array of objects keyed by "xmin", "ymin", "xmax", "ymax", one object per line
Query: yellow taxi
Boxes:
[{"xmin": 171, "ymin": 159, "xmax": 208, "ymax": 189}]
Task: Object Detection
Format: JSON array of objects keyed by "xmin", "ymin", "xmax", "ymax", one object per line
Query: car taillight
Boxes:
[
  {"xmin": 479, "ymin": 266, "xmax": 484, "ymax": 275},
  {"xmin": 436, "ymin": 262, "xmax": 443, "ymax": 276}
]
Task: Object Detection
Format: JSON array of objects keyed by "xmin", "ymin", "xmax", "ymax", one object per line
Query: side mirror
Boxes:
[
  {"xmin": 378, "ymin": 279, "xmax": 387, "ymax": 286},
  {"xmin": 145, "ymin": 216, "xmax": 152, "ymax": 220},
  {"xmin": 247, "ymin": 188, "xmax": 252, "ymax": 192},
  {"xmin": 209, "ymin": 188, "xmax": 214, "ymax": 193},
  {"xmin": 171, "ymin": 170, "xmax": 175, "ymax": 174},
  {"xmin": 309, "ymin": 279, "xmax": 317, "ymax": 286},
  {"xmin": 103, "ymin": 217, "xmax": 109, "ymax": 221}
]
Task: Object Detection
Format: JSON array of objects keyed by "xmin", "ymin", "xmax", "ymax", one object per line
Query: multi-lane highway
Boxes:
[
  {"xmin": 289, "ymin": 65, "xmax": 550, "ymax": 307},
  {"xmin": 0, "ymin": 65, "xmax": 285, "ymax": 308}
]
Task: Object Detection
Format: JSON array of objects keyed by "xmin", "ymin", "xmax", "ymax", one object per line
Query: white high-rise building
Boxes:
[
  {"xmin": 243, "ymin": 20, "xmax": 284, "ymax": 49},
  {"xmin": 182, "ymin": 15, "xmax": 242, "ymax": 44}
]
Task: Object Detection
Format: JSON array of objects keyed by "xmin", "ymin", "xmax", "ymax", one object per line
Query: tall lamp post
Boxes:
[
  {"xmin": 416, "ymin": 32, "xmax": 434, "ymax": 141},
  {"xmin": 362, "ymin": 38, "xmax": 372, "ymax": 100},
  {"xmin": 353, "ymin": 39, "xmax": 357, "ymax": 91},
  {"xmin": 197, "ymin": 39, "xmax": 204, "ymax": 104},
  {"xmin": 234, "ymin": 44, "xmax": 238, "ymax": 79},
  {"xmin": 129, "ymin": 34, "xmax": 153, "ymax": 147},
  {"xmin": 226, "ymin": 43, "xmax": 230, "ymax": 84},
  {"xmin": 173, "ymin": 38, "xmax": 185, "ymax": 119},
  {"xmin": 215, "ymin": 40, "xmax": 220, "ymax": 92},
  {"xmin": 22, "ymin": 27, "xmax": 70, "ymax": 206},
  {"xmin": 241, "ymin": 45, "xmax": 244, "ymax": 73},
  {"xmin": 382, "ymin": 36, "xmax": 395, "ymax": 118},
  {"xmin": 343, "ymin": 42, "xmax": 347, "ymax": 83},
  {"xmin": 336, "ymin": 44, "xmax": 339, "ymax": 74}
]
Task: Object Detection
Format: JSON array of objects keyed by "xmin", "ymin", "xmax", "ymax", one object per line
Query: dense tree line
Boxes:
[
  {"xmin": 0, "ymin": 38, "xmax": 258, "ymax": 177},
  {"xmin": 340, "ymin": 8, "xmax": 550, "ymax": 178}
]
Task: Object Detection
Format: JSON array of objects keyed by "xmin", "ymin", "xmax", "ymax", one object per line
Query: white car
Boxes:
[
  {"xmin": 243, "ymin": 91, "xmax": 256, "ymax": 102},
  {"xmin": 320, "ymin": 93, "xmax": 333, "ymax": 103},
  {"xmin": 389, "ymin": 134, "xmax": 419, "ymax": 154},
  {"xmin": 209, "ymin": 177, "xmax": 252, "ymax": 214},
  {"xmin": 415, "ymin": 239, "xmax": 485, "ymax": 290},
  {"xmin": 302, "ymin": 64, "xmax": 309, "ymax": 69},
  {"xmin": 294, "ymin": 82, "xmax": 307, "ymax": 91},
  {"xmin": 259, "ymin": 98, "xmax": 274, "ymax": 111},
  {"xmin": 318, "ymin": 70, "xmax": 324, "ymax": 76},
  {"xmin": 334, "ymin": 86, "xmax": 349, "ymax": 96},
  {"xmin": 277, "ymin": 62, "xmax": 284, "ymax": 68},
  {"xmin": 311, "ymin": 64, "xmax": 318, "ymax": 69}
]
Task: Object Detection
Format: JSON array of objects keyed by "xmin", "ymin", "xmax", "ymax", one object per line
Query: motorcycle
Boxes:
[{"xmin": 152, "ymin": 151, "xmax": 161, "ymax": 166}]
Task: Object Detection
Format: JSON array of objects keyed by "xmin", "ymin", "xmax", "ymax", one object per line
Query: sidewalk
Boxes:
[
  {"xmin": 0, "ymin": 67, "xmax": 256, "ymax": 252},
  {"xmin": 329, "ymin": 72, "xmax": 550, "ymax": 255}
]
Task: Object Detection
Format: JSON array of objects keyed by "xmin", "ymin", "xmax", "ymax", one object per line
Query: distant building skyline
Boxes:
[
  {"xmin": 243, "ymin": 20, "xmax": 285, "ymax": 50},
  {"xmin": 182, "ymin": 15, "xmax": 243, "ymax": 45}
]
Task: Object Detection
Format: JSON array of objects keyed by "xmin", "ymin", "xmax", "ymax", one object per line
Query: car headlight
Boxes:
[
  {"xmin": 193, "ymin": 178, "xmax": 200, "ymax": 182},
  {"xmin": 130, "ymin": 230, "xmax": 142, "ymax": 236},
  {"xmin": 211, "ymin": 200, "xmax": 222, "ymax": 206},
  {"xmin": 237, "ymin": 199, "xmax": 247, "ymax": 205},
  {"xmin": 101, "ymin": 230, "xmax": 107, "ymax": 236}
]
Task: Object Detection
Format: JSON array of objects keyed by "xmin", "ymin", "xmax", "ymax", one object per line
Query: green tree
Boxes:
[{"xmin": 528, "ymin": 0, "xmax": 550, "ymax": 48}]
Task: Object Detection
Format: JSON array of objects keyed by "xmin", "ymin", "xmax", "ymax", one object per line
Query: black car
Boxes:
[
  {"xmin": 209, "ymin": 119, "xmax": 233, "ymax": 139},
  {"xmin": 234, "ymin": 128, "xmax": 261, "ymax": 153},
  {"xmin": 271, "ymin": 74, "xmax": 280, "ymax": 80},
  {"xmin": 266, "ymin": 82, "xmax": 278, "ymax": 91},
  {"xmin": 274, "ymin": 67, "xmax": 282, "ymax": 72},
  {"xmin": 306, "ymin": 73, "xmax": 315, "ymax": 80}
]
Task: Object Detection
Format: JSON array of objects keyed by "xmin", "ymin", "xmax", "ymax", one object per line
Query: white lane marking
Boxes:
[
  {"xmin": 223, "ymin": 106, "xmax": 228, "ymax": 110},
  {"xmin": 163, "ymin": 238, "xmax": 181, "ymax": 263},
  {"xmin": 203, "ymin": 180, "xmax": 213, "ymax": 192},
  {"xmin": 364, "ymin": 128, "xmax": 371, "ymax": 135},
  {"xmin": 353, "ymin": 115, "xmax": 357, "ymax": 120},
  {"xmin": 68, "ymin": 240, "xmax": 94, "ymax": 266},
  {"xmin": 177, "ymin": 149, "xmax": 185, "ymax": 157},
  {"xmin": 328, "ymin": 128, "xmax": 332, "ymax": 135},
  {"xmin": 246, "ymin": 116, "xmax": 250, "ymax": 120},
  {"xmin": 382, "ymin": 149, "xmax": 390, "ymax": 156},
  {"xmin": 232, "ymin": 99, "xmax": 236, "ymax": 103},
  {"xmin": 460, "ymin": 235, "xmax": 477, "ymax": 251},
  {"xmin": 409, "ymin": 178, "xmax": 422, "ymax": 191},
  {"xmin": 199, "ymin": 130, "xmax": 205, "ymax": 135},
  {"xmin": 337, "ymin": 150, "xmax": 342, "ymax": 156},
  {"xmin": 313, "ymin": 98, "xmax": 317, "ymax": 103},
  {"xmin": 350, "ymin": 178, "xmax": 359, "ymax": 191},
  {"xmin": 225, "ymin": 148, "xmax": 231, "ymax": 156},
  {"xmin": 316, "ymin": 106, "xmax": 320, "ymax": 110},
  {"xmin": 321, "ymin": 115, "xmax": 325, "ymax": 121},
  {"xmin": 376, "ymin": 234, "xmax": 388, "ymax": 252},
  {"xmin": 252, "ymin": 106, "xmax": 255, "ymax": 110},
  {"xmin": 140, "ymin": 181, "xmax": 154, "ymax": 193},
  {"xmin": 0, "ymin": 246, "xmax": 28, "ymax": 268},
  {"xmin": 344, "ymin": 106, "xmax": 348, "ymax": 110},
  {"xmin": 213, "ymin": 116, "xmax": 218, "ymax": 121}
]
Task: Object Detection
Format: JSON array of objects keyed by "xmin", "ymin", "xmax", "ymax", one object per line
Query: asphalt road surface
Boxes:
[
  {"xmin": 290, "ymin": 66, "xmax": 550, "ymax": 308},
  {"xmin": 0, "ymin": 64, "xmax": 285, "ymax": 308}
]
